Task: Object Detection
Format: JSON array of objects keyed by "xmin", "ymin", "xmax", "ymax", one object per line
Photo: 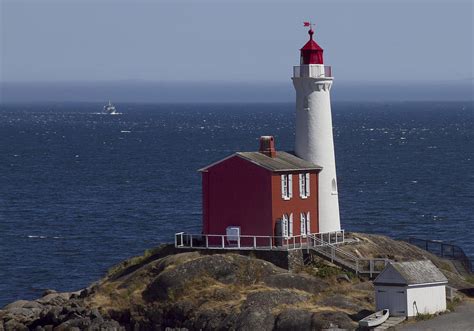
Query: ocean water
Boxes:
[{"xmin": 0, "ymin": 101, "xmax": 472, "ymax": 306}]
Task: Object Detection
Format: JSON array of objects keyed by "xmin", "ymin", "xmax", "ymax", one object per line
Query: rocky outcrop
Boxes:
[
  {"xmin": 1, "ymin": 234, "xmax": 470, "ymax": 330},
  {"xmin": 0, "ymin": 291, "xmax": 122, "ymax": 331}
]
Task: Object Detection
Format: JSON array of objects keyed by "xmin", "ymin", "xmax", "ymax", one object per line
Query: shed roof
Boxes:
[
  {"xmin": 199, "ymin": 151, "xmax": 322, "ymax": 173},
  {"xmin": 374, "ymin": 260, "xmax": 448, "ymax": 286}
]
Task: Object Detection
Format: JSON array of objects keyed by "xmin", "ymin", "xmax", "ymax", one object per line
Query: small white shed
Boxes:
[{"xmin": 374, "ymin": 260, "xmax": 448, "ymax": 317}]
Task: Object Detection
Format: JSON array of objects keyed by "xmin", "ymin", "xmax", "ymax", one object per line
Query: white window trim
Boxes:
[
  {"xmin": 300, "ymin": 212, "xmax": 307, "ymax": 237},
  {"xmin": 281, "ymin": 174, "xmax": 293, "ymax": 200},
  {"xmin": 288, "ymin": 213, "xmax": 293, "ymax": 237},
  {"xmin": 331, "ymin": 178, "xmax": 338, "ymax": 195},
  {"xmin": 306, "ymin": 212, "xmax": 311, "ymax": 235},
  {"xmin": 305, "ymin": 173, "xmax": 310, "ymax": 197},
  {"xmin": 282, "ymin": 214, "xmax": 289, "ymax": 238},
  {"xmin": 299, "ymin": 173, "xmax": 310, "ymax": 199}
]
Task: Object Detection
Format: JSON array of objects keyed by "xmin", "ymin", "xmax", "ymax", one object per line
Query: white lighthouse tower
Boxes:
[{"xmin": 292, "ymin": 26, "xmax": 341, "ymax": 233}]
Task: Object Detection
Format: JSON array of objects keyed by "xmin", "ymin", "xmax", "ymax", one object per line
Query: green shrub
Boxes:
[{"xmin": 447, "ymin": 297, "xmax": 461, "ymax": 311}]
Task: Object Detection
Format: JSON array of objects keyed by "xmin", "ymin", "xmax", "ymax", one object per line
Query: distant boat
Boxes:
[
  {"xmin": 359, "ymin": 309, "xmax": 389, "ymax": 328},
  {"xmin": 103, "ymin": 101, "xmax": 118, "ymax": 115}
]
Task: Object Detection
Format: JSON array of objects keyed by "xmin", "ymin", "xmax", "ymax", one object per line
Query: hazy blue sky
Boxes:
[{"xmin": 1, "ymin": 0, "xmax": 473, "ymax": 84}]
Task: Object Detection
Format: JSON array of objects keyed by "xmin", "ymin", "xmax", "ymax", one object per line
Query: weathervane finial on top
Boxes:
[{"xmin": 303, "ymin": 21, "xmax": 316, "ymax": 39}]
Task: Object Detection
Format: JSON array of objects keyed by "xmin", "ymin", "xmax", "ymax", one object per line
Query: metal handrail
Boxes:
[
  {"xmin": 307, "ymin": 234, "xmax": 390, "ymax": 276},
  {"xmin": 174, "ymin": 231, "xmax": 345, "ymax": 251},
  {"xmin": 406, "ymin": 238, "xmax": 473, "ymax": 273},
  {"xmin": 308, "ymin": 234, "xmax": 358, "ymax": 261},
  {"xmin": 293, "ymin": 65, "xmax": 332, "ymax": 78}
]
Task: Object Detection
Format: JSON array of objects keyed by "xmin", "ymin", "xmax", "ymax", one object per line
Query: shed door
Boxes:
[{"xmin": 376, "ymin": 287, "xmax": 407, "ymax": 316}]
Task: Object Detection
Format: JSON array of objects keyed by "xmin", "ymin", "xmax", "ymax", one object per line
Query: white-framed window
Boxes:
[
  {"xmin": 299, "ymin": 173, "xmax": 310, "ymax": 198},
  {"xmin": 300, "ymin": 211, "xmax": 311, "ymax": 236},
  {"xmin": 303, "ymin": 97, "xmax": 309, "ymax": 111},
  {"xmin": 306, "ymin": 212, "xmax": 311, "ymax": 235},
  {"xmin": 300, "ymin": 212, "xmax": 307, "ymax": 236},
  {"xmin": 281, "ymin": 174, "xmax": 293, "ymax": 200},
  {"xmin": 331, "ymin": 178, "xmax": 338, "ymax": 195},
  {"xmin": 282, "ymin": 213, "xmax": 293, "ymax": 238}
]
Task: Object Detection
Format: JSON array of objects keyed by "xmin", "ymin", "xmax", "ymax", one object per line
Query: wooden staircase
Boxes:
[{"xmin": 306, "ymin": 234, "xmax": 390, "ymax": 278}]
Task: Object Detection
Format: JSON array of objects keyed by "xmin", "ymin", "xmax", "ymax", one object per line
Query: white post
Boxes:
[
  {"xmin": 221, "ymin": 235, "xmax": 225, "ymax": 248},
  {"xmin": 238, "ymin": 235, "xmax": 241, "ymax": 249},
  {"xmin": 253, "ymin": 236, "xmax": 256, "ymax": 249},
  {"xmin": 190, "ymin": 234, "xmax": 193, "ymax": 248},
  {"xmin": 205, "ymin": 235, "xmax": 209, "ymax": 248}
]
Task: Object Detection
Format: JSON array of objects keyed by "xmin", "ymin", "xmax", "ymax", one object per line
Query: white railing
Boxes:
[
  {"xmin": 293, "ymin": 65, "xmax": 332, "ymax": 78},
  {"xmin": 174, "ymin": 230, "xmax": 344, "ymax": 251},
  {"xmin": 307, "ymin": 233, "xmax": 390, "ymax": 276}
]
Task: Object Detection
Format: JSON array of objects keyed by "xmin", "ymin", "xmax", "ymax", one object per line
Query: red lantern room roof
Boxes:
[{"xmin": 300, "ymin": 28, "xmax": 324, "ymax": 65}]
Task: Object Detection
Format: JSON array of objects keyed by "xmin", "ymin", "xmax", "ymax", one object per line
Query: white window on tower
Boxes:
[
  {"xmin": 331, "ymin": 178, "xmax": 338, "ymax": 195},
  {"xmin": 281, "ymin": 174, "xmax": 293, "ymax": 200},
  {"xmin": 300, "ymin": 212, "xmax": 307, "ymax": 237},
  {"xmin": 299, "ymin": 173, "xmax": 311, "ymax": 198},
  {"xmin": 303, "ymin": 97, "xmax": 309, "ymax": 111}
]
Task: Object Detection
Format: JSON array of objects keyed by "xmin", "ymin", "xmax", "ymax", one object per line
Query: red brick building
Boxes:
[{"xmin": 200, "ymin": 136, "xmax": 321, "ymax": 244}]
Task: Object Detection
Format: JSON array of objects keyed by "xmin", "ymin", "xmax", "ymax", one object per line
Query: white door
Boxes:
[{"xmin": 376, "ymin": 287, "xmax": 407, "ymax": 316}]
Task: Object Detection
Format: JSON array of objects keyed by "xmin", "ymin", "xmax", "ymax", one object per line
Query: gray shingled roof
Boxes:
[
  {"xmin": 378, "ymin": 260, "xmax": 448, "ymax": 285},
  {"xmin": 237, "ymin": 151, "xmax": 322, "ymax": 172},
  {"xmin": 199, "ymin": 151, "xmax": 322, "ymax": 172}
]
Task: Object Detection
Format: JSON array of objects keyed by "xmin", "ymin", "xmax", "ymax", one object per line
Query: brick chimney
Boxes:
[{"xmin": 259, "ymin": 136, "xmax": 276, "ymax": 158}]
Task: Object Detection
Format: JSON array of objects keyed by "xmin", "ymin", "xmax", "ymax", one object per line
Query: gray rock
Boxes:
[
  {"xmin": 37, "ymin": 293, "xmax": 69, "ymax": 306},
  {"xmin": 3, "ymin": 301, "xmax": 30, "ymax": 310},
  {"xmin": 236, "ymin": 308, "xmax": 274, "ymax": 331},
  {"xmin": 4, "ymin": 319, "xmax": 28, "ymax": 331},
  {"xmin": 144, "ymin": 254, "xmax": 279, "ymax": 301},
  {"xmin": 336, "ymin": 274, "xmax": 351, "ymax": 283},
  {"xmin": 41, "ymin": 290, "xmax": 57, "ymax": 297},
  {"xmin": 23, "ymin": 301, "xmax": 44, "ymax": 310},
  {"xmin": 2, "ymin": 307, "xmax": 41, "ymax": 325},
  {"xmin": 89, "ymin": 308, "xmax": 102, "ymax": 320},
  {"xmin": 319, "ymin": 294, "xmax": 361, "ymax": 311},
  {"xmin": 96, "ymin": 320, "xmax": 124, "ymax": 331},
  {"xmin": 53, "ymin": 317, "xmax": 91, "ymax": 330},
  {"xmin": 236, "ymin": 290, "xmax": 310, "ymax": 331},
  {"xmin": 193, "ymin": 309, "xmax": 229, "ymax": 330},
  {"xmin": 311, "ymin": 311, "xmax": 355, "ymax": 330},
  {"xmin": 243, "ymin": 289, "xmax": 309, "ymax": 309},
  {"xmin": 37, "ymin": 306, "xmax": 62, "ymax": 326},
  {"xmin": 274, "ymin": 309, "xmax": 313, "ymax": 331}
]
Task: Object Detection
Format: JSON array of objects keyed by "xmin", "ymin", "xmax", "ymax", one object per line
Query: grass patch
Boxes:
[
  {"xmin": 312, "ymin": 264, "xmax": 342, "ymax": 278},
  {"xmin": 415, "ymin": 313, "xmax": 434, "ymax": 321},
  {"xmin": 168, "ymin": 273, "xmax": 219, "ymax": 302}
]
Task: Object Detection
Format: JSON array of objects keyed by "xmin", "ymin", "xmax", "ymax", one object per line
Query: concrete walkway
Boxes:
[{"xmin": 397, "ymin": 300, "xmax": 474, "ymax": 331}]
